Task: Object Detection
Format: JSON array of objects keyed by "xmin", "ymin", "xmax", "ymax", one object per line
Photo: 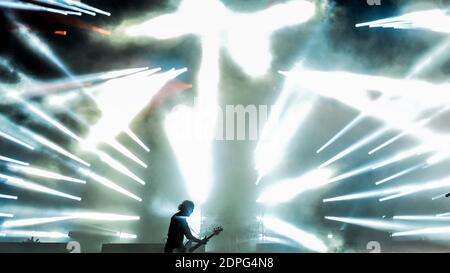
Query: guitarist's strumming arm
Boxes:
[{"xmin": 181, "ymin": 218, "xmax": 204, "ymax": 243}]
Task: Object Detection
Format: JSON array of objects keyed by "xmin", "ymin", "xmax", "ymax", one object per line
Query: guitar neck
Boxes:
[{"xmin": 189, "ymin": 233, "xmax": 217, "ymax": 253}]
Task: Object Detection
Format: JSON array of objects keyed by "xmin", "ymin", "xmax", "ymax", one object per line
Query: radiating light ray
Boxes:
[
  {"xmin": 0, "ymin": 130, "xmax": 35, "ymax": 150},
  {"xmin": 125, "ymin": 128, "xmax": 150, "ymax": 152},
  {"xmin": 0, "ymin": 230, "xmax": 69, "ymax": 238},
  {"xmin": 257, "ymin": 169, "xmax": 334, "ymax": 204},
  {"xmin": 164, "ymin": 39, "xmax": 219, "ymax": 205},
  {"xmin": 33, "ymin": 0, "xmax": 96, "ymax": 16},
  {"xmin": 369, "ymin": 107, "xmax": 448, "ymax": 156},
  {"xmin": 281, "ymin": 69, "xmax": 450, "ymax": 167},
  {"xmin": 317, "ymin": 36, "xmax": 450, "ymax": 157},
  {"xmin": 164, "ymin": 106, "xmax": 213, "ymax": 205},
  {"xmin": 22, "ymin": 67, "xmax": 149, "ymax": 98},
  {"xmin": 72, "ymin": 212, "xmax": 140, "ymax": 221},
  {"xmin": 12, "ymin": 96, "xmax": 83, "ymax": 142},
  {"xmin": 371, "ymin": 145, "xmax": 430, "ymax": 170},
  {"xmin": 0, "ymin": 0, "xmax": 81, "ymax": 15},
  {"xmin": 325, "ymin": 216, "xmax": 416, "ymax": 232},
  {"xmin": 0, "ymin": 155, "xmax": 29, "ymax": 166},
  {"xmin": 104, "ymin": 139, "xmax": 147, "ymax": 169},
  {"xmin": 2, "ymin": 212, "xmax": 139, "ymax": 228},
  {"xmin": 374, "ymin": 163, "xmax": 424, "ymax": 186},
  {"xmin": 260, "ymin": 216, "xmax": 328, "ymax": 253},
  {"xmin": 85, "ymin": 67, "xmax": 183, "ymax": 156},
  {"xmin": 78, "ymin": 168, "xmax": 142, "ymax": 202},
  {"xmin": 392, "ymin": 226, "xmax": 450, "ymax": 237},
  {"xmin": 2, "ymin": 216, "xmax": 75, "ymax": 228},
  {"xmin": 393, "ymin": 215, "xmax": 450, "ymax": 221},
  {"xmin": 327, "ymin": 164, "xmax": 373, "ymax": 184},
  {"xmin": 61, "ymin": 0, "xmax": 111, "ymax": 16},
  {"xmin": 340, "ymin": 37, "xmax": 450, "ymax": 160},
  {"xmin": 10, "ymin": 17, "xmax": 77, "ymax": 78},
  {"xmin": 437, "ymin": 212, "xmax": 450, "ymax": 217},
  {"xmin": 0, "ymin": 173, "xmax": 81, "ymax": 201},
  {"xmin": 432, "ymin": 194, "xmax": 446, "ymax": 201},
  {"xmin": 8, "ymin": 165, "xmax": 86, "ymax": 184},
  {"xmin": 368, "ymin": 130, "xmax": 410, "ymax": 155},
  {"xmin": 0, "ymin": 213, "xmax": 14, "ymax": 218},
  {"xmin": 0, "ymin": 114, "xmax": 90, "ymax": 167},
  {"xmin": 325, "ymin": 175, "xmax": 450, "ymax": 203},
  {"xmin": 323, "ymin": 188, "xmax": 399, "ymax": 202},
  {"xmin": 0, "ymin": 193, "xmax": 18, "ymax": 200},
  {"xmin": 97, "ymin": 151, "xmax": 145, "ymax": 185},
  {"xmin": 30, "ymin": 133, "xmax": 90, "ymax": 167},
  {"xmin": 255, "ymin": 78, "xmax": 317, "ymax": 183},
  {"xmin": 316, "ymin": 115, "xmax": 365, "ymax": 154},
  {"xmin": 379, "ymin": 177, "xmax": 450, "ymax": 202},
  {"xmin": 356, "ymin": 9, "xmax": 450, "ymax": 34},
  {"xmin": 318, "ymin": 128, "xmax": 388, "ymax": 169},
  {"xmin": 130, "ymin": 1, "xmax": 316, "ymax": 207}
]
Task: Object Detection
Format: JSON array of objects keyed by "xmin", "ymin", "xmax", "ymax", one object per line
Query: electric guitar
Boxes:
[{"xmin": 175, "ymin": 226, "xmax": 223, "ymax": 253}]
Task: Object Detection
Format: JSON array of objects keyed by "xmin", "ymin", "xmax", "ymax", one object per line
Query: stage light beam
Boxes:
[
  {"xmin": 257, "ymin": 169, "xmax": 334, "ymax": 204},
  {"xmin": 0, "ymin": 173, "xmax": 81, "ymax": 201},
  {"xmin": 78, "ymin": 168, "xmax": 142, "ymax": 202}
]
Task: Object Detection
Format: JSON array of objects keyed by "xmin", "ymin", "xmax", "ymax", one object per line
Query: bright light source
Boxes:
[
  {"xmin": 261, "ymin": 216, "xmax": 328, "ymax": 253},
  {"xmin": 257, "ymin": 169, "xmax": 334, "ymax": 204},
  {"xmin": 0, "ymin": 193, "xmax": 18, "ymax": 200},
  {"xmin": 116, "ymin": 232, "xmax": 137, "ymax": 239},
  {"xmin": 126, "ymin": 0, "xmax": 315, "ymax": 76},
  {"xmin": 255, "ymin": 80, "xmax": 317, "ymax": 183},
  {"xmin": 164, "ymin": 106, "xmax": 213, "ymax": 204},
  {"xmin": 85, "ymin": 68, "xmax": 180, "ymax": 147},
  {"xmin": 0, "ymin": 213, "xmax": 14, "ymax": 218}
]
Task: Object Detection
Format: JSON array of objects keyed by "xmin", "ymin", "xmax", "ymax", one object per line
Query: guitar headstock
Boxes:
[{"xmin": 213, "ymin": 226, "xmax": 223, "ymax": 235}]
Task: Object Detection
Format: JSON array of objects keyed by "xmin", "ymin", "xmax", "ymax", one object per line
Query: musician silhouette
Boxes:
[{"xmin": 164, "ymin": 200, "xmax": 206, "ymax": 253}]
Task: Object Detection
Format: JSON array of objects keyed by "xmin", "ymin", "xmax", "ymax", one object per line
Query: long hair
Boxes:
[{"xmin": 178, "ymin": 200, "xmax": 194, "ymax": 212}]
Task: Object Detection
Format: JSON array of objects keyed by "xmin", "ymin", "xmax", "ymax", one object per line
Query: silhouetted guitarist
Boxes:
[{"xmin": 164, "ymin": 200, "xmax": 207, "ymax": 253}]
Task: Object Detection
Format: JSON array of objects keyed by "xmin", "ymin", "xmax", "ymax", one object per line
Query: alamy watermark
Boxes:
[{"xmin": 166, "ymin": 103, "xmax": 281, "ymax": 141}]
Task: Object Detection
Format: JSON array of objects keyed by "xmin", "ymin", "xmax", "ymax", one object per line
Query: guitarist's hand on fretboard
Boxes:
[{"xmin": 201, "ymin": 237, "xmax": 209, "ymax": 245}]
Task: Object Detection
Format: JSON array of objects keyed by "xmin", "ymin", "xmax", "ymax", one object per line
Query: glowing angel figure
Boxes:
[
  {"xmin": 126, "ymin": 0, "xmax": 316, "ymax": 77},
  {"xmin": 126, "ymin": 0, "xmax": 316, "ymax": 205}
]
